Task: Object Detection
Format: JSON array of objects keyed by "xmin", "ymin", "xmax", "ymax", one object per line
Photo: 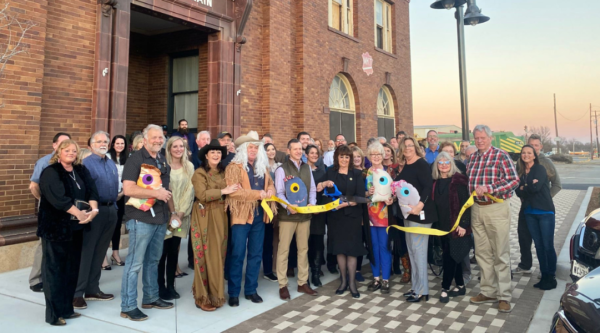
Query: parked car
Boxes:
[
  {"xmin": 550, "ymin": 266, "xmax": 600, "ymax": 333},
  {"xmin": 569, "ymin": 208, "xmax": 600, "ymax": 282}
]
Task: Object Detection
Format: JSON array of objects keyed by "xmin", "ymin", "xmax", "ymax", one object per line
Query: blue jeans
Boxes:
[
  {"xmin": 525, "ymin": 213, "xmax": 557, "ymax": 276},
  {"xmin": 228, "ymin": 209, "xmax": 265, "ymax": 297},
  {"xmin": 120, "ymin": 219, "xmax": 167, "ymax": 312},
  {"xmin": 370, "ymin": 226, "xmax": 392, "ymax": 280}
]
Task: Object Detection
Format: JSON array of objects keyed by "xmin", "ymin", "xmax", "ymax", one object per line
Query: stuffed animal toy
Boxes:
[
  {"xmin": 126, "ymin": 164, "xmax": 162, "ymax": 212},
  {"xmin": 284, "ymin": 176, "xmax": 308, "ymax": 207},
  {"xmin": 371, "ymin": 168, "xmax": 393, "ymax": 202},
  {"xmin": 391, "ymin": 180, "xmax": 420, "ymax": 219}
]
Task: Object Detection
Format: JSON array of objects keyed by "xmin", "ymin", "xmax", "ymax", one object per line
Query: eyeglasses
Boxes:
[
  {"xmin": 370, "ymin": 153, "xmax": 382, "ymax": 157},
  {"xmin": 438, "ymin": 160, "xmax": 451, "ymax": 165}
]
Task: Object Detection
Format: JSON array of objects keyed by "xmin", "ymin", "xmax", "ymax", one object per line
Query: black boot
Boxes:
[
  {"xmin": 159, "ymin": 286, "xmax": 172, "ymax": 300},
  {"xmin": 533, "ymin": 275, "xmax": 545, "ymax": 289},
  {"xmin": 540, "ymin": 275, "xmax": 557, "ymax": 290},
  {"xmin": 311, "ymin": 250, "xmax": 323, "ymax": 287}
]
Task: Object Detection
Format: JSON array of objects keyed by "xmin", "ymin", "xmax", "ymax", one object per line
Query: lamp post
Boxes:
[{"xmin": 430, "ymin": 0, "xmax": 490, "ymax": 141}]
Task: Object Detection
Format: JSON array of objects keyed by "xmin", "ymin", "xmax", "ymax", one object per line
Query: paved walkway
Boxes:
[{"xmin": 0, "ymin": 190, "xmax": 583, "ymax": 333}]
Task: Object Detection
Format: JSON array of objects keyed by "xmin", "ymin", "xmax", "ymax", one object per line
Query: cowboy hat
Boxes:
[
  {"xmin": 198, "ymin": 139, "xmax": 227, "ymax": 165},
  {"xmin": 234, "ymin": 130, "xmax": 262, "ymax": 147}
]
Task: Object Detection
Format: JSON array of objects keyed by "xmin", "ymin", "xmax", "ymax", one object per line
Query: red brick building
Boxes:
[{"xmin": 0, "ymin": 0, "xmax": 412, "ymax": 249}]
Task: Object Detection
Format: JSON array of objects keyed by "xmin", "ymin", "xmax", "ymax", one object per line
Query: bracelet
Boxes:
[
  {"xmin": 92, "ymin": 209, "xmax": 99, "ymax": 213},
  {"xmin": 171, "ymin": 211, "xmax": 178, "ymax": 215}
]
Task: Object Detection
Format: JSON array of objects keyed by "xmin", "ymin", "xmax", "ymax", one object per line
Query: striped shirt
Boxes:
[{"xmin": 466, "ymin": 146, "xmax": 519, "ymax": 202}]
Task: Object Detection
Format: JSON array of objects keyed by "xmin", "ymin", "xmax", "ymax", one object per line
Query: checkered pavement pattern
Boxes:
[{"xmin": 226, "ymin": 190, "xmax": 583, "ymax": 333}]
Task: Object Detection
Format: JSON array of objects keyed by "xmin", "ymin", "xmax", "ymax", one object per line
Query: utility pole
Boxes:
[
  {"xmin": 594, "ymin": 111, "xmax": 600, "ymax": 158},
  {"xmin": 591, "ymin": 103, "xmax": 595, "ymax": 160},
  {"xmin": 553, "ymin": 94, "xmax": 560, "ymax": 154}
]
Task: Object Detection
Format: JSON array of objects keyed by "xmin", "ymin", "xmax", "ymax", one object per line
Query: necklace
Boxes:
[{"xmin": 69, "ymin": 171, "xmax": 81, "ymax": 190}]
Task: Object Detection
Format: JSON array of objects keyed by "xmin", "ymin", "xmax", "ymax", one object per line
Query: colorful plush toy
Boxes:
[
  {"xmin": 371, "ymin": 168, "xmax": 393, "ymax": 202},
  {"xmin": 126, "ymin": 164, "xmax": 162, "ymax": 212},
  {"xmin": 391, "ymin": 180, "xmax": 420, "ymax": 219},
  {"xmin": 285, "ymin": 176, "xmax": 308, "ymax": 207}
]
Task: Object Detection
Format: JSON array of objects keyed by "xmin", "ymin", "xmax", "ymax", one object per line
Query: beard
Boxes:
[
  {"xmin": 179, "ymin": 127, "xmax": 189, "ymax": 135},
  {"xmin": 93, "ymin": 147, "xmax": 108, "ymax": 155}
]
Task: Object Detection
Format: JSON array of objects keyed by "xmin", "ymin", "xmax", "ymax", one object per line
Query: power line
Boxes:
[{"xmin": 557, "ymin": 110, "xmax": 588, "ymax": 122}]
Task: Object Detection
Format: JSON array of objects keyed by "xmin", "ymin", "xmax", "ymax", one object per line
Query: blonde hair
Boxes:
[
  {"xmin": 351, "ymin": 146, "xmax": 365, "ymax": 169},
  {"xmin": 397, "ymin": 136, "xmax": 424, "ymax": 165},
  {"xmin": 432, "ymin": 152, "xmax": 458, "ymax": 180},
  {"xmin": 166, "ymin": 136, "xmax": 191, "ymax": 176},
  {"xmin": 314, "ymin": 138, "xmax": 324, "ymax": 156},
  {"xmin": 49, "ymin": 140, "xmax": 83, "ymax": 165},
  {"xmin": 132, "ymin": 135, "xmax": 144, "ymax": 151}
]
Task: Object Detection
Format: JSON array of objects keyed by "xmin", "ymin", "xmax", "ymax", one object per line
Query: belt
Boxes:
[
  {"xmin": 475, "ymin": 200, "xmax": 495, "ymax": 206},
  {"xmin": 100, "ymin": 201, "xmax": 114, "ymax": 206}
]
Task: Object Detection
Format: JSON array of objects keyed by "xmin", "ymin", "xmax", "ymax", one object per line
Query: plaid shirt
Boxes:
[{"xmin": 466, "ymin": 146, "xmax": 519, "ymax": 202}]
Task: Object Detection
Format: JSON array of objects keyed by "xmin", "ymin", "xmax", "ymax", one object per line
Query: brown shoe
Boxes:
[
  {"xmin": 195, "ymin": 302, "xmax": 216, "ymax": 312},
  {"xmin": 470, "ymin": 293, "xmax": 498, "ymax": 304},
  {"xmin": 73, "ymin": 297, "xmax": 87, "ymax": 309},
  {"xmin": 498, "ymin": 300, "xmax": 512, "ymax": 313},
  {"xmin": 84, "ymin": 291, "xmax": 114, "ymax": 301},
  {"xmin": 297, "ymin": 283, "xmax": 318, "ymax": 296},
  {"xmin": 279, "ymin": 286, "xmax": 290, "ymax": 300}
]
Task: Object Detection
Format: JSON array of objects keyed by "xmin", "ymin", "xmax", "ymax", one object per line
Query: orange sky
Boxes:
[{"xmin": 409, "ymin": 0, "xmax": 600, "ymax": 142}]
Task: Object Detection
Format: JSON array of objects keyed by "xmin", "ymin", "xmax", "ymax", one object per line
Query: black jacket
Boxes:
[
  {"xmin": 37, "ymin": 163, "xmax": 99, "ymax": 242},
  {"xmin": 515, "ymin": 164, "xmax": 555, "ymax": 213}
]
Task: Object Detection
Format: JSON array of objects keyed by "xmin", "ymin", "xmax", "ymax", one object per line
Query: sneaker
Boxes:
[
  {"xmin": 511, "ymin": 266, "xmax": 533, "ymax": 275},
  {"xmin": 263, "ymin": 273, "xmax": 278, "ymax": 282},
  {"xmin": 539, "ymin": 276, "xmax": 557, "ymax": 290},
  {"xmin": 498, "ymin": 300, "xmax": 512, "ymax": 313},
  {"xmin": 470, "ymin": 293, "xmax": 498, "ymax": 304},
  {"xmin": 380, "ymin": 280, "xmax": 390, "ymax": 294}
]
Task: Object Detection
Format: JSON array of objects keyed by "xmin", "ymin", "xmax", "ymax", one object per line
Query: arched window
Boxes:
[
  {"xmin": 329, "ymin": 74, "xmax": 356, "ymax": 141},
  {"xmin": 377, "ymin": 86, "xmax": 395, "ymax": 139}
]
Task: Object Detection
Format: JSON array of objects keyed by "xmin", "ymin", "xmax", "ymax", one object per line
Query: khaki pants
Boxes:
[
  {"xmin": 472, "ymin": 199, "xmax": 512, "ymax": 301},
  {"xmin": 29, "ymin": 240, "xmax": 43, "ymax": 286},
  {"xmin": 276, "ymin": 220, "xmax": 310, "ymax": 288}
]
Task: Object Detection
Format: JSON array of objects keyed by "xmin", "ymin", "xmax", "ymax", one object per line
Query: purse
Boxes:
[{"xmin": 71, "ymin": 200, "xmax": 91, "ymax": 220}]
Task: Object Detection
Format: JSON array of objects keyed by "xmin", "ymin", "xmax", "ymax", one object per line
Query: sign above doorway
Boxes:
[{"xmin": 193, "ymin": 0, "xmax": 213, "ymax": 7}]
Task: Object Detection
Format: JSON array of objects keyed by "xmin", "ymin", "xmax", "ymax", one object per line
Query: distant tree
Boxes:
[{"xmin": 0, "ymin": 3, "xmax": 36, "ymax": 107}]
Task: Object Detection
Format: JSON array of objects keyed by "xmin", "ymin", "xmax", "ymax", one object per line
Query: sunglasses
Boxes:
[{"xmin": 438, "ymin": 160, "xmax": 451, "ymax": 165}]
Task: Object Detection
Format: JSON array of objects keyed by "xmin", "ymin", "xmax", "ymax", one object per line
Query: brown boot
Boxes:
[
  {"xmin": 279, "ymin": 286, "xmax": 290, "ymax": 300},
  {"xmin": 401, "ymin": 254, "xmax": 411, "ymax": 283},
  {"xmin": 195, "ymin": 301, "xmax": 216, "ymax": 312},
  {"xmin": 470, "ymin": 293, "xmax": 498, "ymax": 304},
  {"xmin": 297, "ymin": 283, "xmax": 318, "ymax": 296}
]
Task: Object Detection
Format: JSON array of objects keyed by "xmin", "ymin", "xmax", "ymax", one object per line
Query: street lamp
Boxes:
[{"xmin": 430, "ymin": 0, "xmax": 490, "ymax": 141}]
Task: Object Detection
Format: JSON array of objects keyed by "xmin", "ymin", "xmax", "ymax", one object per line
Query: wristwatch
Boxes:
[
  {"xmin": 171, "ymin": 211, "xmax": 178, "ymax": 215},
  {"xmin": 92, "ymin": 209, "xmax": 99, "ymax": 213}
]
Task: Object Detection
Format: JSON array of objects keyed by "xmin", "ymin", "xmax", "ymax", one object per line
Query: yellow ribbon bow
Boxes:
[
  {"xmin": 386, "ymin": 192, "xmax": 503, "ymax": 236},
  {"xmin": 261, "ymin": 196, "xmax": 341, "ymax": 221}
]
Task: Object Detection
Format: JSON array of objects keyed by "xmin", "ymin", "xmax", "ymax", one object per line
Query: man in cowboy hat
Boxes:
[{"xmin": 223, "ymin": 131, "xmax": 276, "ymax": 307}]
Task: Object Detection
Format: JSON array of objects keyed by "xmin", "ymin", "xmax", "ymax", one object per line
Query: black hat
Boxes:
[
  {"xmin": 198, "ymin": 139, "xmax": 227, "ymax": 165},
  {"xmin": 217, "ymin": 131, "xmax": 232, "ymax": 139}
]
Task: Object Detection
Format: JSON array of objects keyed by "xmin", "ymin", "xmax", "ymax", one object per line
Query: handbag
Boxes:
[{"xmin": 71, "ymin": 200, "xmax": 91, "ymax": 220}]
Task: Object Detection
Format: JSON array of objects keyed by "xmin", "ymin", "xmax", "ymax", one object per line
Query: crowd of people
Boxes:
[{"xmin": 28, "ymin": 121, "xmax": 561, "ymax": 326}]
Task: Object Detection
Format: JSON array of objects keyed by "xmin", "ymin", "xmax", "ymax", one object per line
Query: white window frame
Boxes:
[
  {"xmin": 328, "ymin": 0, "xmax": 354, "ymax": 36},
  {"xmin": 374, "ymin": 0, "xmax": 393, "ymax": 52}
]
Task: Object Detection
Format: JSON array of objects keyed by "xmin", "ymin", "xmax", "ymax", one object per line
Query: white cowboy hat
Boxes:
[{"xmin": 234, "ymin": 130, "xmax": 262, "ymax": 147}]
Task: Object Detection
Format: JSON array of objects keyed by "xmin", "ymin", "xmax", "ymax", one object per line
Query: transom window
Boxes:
[
  {"xmin": 329, "ymin": 0, "xmax": 354, "ymax": 36},
  {"xmin": 329, "ymin": 74, "xmax": 356, "ymax": 142},
  {"xmin": 374, "ymin": 0, "xmax": 393, "ymax": 52}
]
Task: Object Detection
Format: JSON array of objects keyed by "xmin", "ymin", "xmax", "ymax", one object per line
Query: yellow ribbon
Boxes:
[
  {"xmin": 261, "ymin": 196, "xmax": 341, "ymax": 221},
  {"xmin": 386, "ymin": 192, "xmax": 504, "ymax": 236}
]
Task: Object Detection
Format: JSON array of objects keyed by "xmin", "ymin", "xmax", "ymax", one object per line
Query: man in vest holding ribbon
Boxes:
[{"xmin": 274, "ymin": 138, "xmax": 318, "ymax": 300}]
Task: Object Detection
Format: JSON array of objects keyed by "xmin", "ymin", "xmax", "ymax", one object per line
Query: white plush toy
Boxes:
[
  {"xmin": 391, "ymin": 180, "xmax": 420, "ymax": 219},
  {"xmin": 371, "ymin": 168, "xmax": 393, "ymax": 202}
]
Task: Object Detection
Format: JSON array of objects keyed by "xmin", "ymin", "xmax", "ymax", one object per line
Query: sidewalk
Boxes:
[{"xmin": 0, "ymin": 190, "xmax": 585, "ymax": 332}]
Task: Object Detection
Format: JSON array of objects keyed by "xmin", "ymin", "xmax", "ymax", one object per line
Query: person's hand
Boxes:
[
  {"xmin": 317, "ymin": 183, "xmax": 324, "ymax": 192},
  {"xmin": 287, "ymin": 204, "xmax": 298, "ymax": 214},
  {"xmin": 266, "ymin": 189, "xmax": 274, "ymax": 198},
  {"xmin": 170, "ymin": 215, "xmax": 182, "ymax": 228},
  {"xmin": 259, "ymin": 190, "xmax": 268, "ymax": 200},
  {"xmin": 475, "ymin": 185, "xmax": 488, "ymax": 197},
  {"xmin": 156, "ymin": 187, "xmax": 172, "ymax": 203},
  {"xmin": 519, "ymin": 186, "xmax": 524, "ymax": 191},
  {"xmin": 456, "ymin": 226, "xmax": 466, "ymax": 237},
  {"xmin": 228, "ymin": 142, "xmax": 236, "ymax": 153},
  {"xmin": 77, "ymin": 211, "xmax": 92, "ymax": 224},
  {"xmin": 222, "ymin": 184, "xmax": 240, "ymax": 195},
  {"xmin": 408, "ymin": 202, "xmax": 424, "ymax": 216},
  {"xmin": 368, "ymin": 186, "xmax": 375, "ymax": 196},
  {"xmin": 384, "ymin": 197, "xmax": 394, "ymax": 206},
  {"xmin": 348, "ymin": 202, "xmax": 357, "ymax": 207},
  {"xmin": 307, "ymin": 204, "xmax": 314, "ymax": 206},
  {"xmin": 532, "ymin": 179, "xmax": 538, "ymax": 184},
  {"xmin": 325, "ymin": 181, "xmax": 334, "ymax": 188}
]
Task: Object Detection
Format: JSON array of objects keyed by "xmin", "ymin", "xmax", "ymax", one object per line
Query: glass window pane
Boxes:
[
  {"xmin": 173, "ymin": 56, "xmax": 199, "ymax": 93},
  {"xmin": 341, "ymin": 113, "xmax": 355, "ymax": 142},
  {"xmin": 377, "ymin": 27, "xmax": 383, "ymax": 49},
  {"xmin": 329, "ymin": 111, "xmax": 341, "ymax": 140},
  {"xmin": 174, "ymin": 93, "xmax": 198, "ymax": 129},
  {"xmin": 332, "ymin": 1, "xmax": 341, "ymax": 30},
  {"xmin": 375, "ymin": 1, "xmax": 383, "ymax": 26}
]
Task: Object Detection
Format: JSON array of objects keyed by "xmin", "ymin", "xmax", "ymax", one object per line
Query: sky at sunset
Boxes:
[{"xmin": 409, "ymin": 0, "xmax": 600, "ymax": 142}]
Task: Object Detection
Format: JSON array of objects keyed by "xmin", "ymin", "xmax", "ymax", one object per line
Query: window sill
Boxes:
[
  {"xmin": 374, "ymin": 47, "xmax": 397, "ymax": 59},
  {"xmin": 327, "ymin": 27, "xmax": 360, "ymax": 43}
]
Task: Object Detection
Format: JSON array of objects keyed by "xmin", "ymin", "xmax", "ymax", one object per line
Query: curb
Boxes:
[{"xmin": 526, "ymin": 186, "xmax": 594, "ymax": 333}]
